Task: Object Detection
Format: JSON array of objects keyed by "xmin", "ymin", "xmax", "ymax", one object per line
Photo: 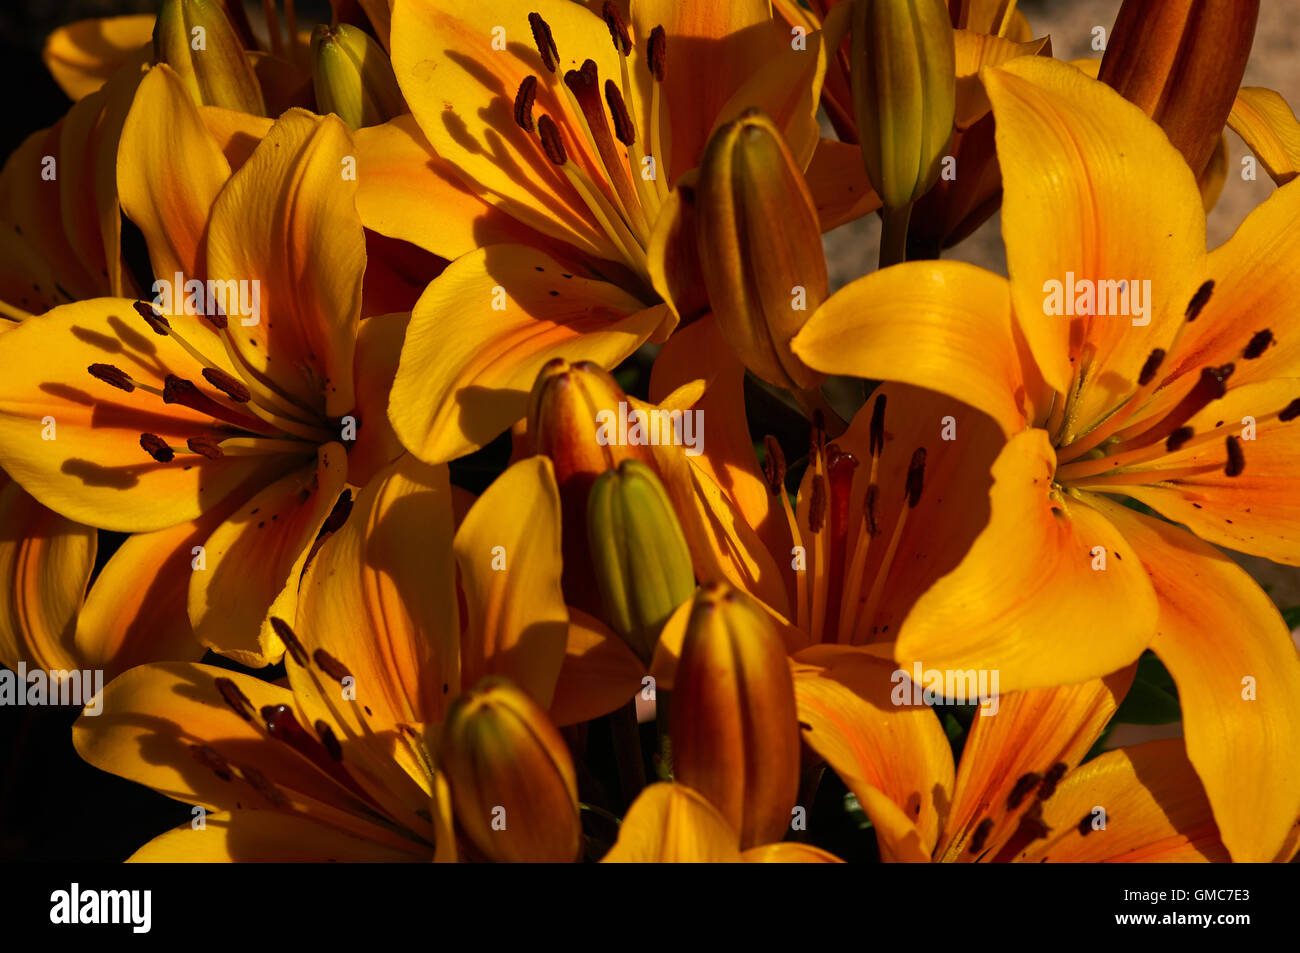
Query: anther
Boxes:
[
  {"xmin": 1184, "ymin": 280, "xmax": 1214, "ymax": 322},
  {"xmin": 214, "ymin": 677, "xmax": 255, "ymax": 722},
  {"xmin": 187, "ymin": 435, "xmax": 224, "ymax": 459},
  {"xmin": 762, "ymin": 435, "xmax": 787, "ymax": 495},
  {"xmin": 869, "ymin": 392, "xmax": 887, "ymax": 457},
  {"xmin": 1164, "ymin": 426, "xmax": 1194, "ymax": 453},
  {"xmin": 605, "ymin": 79, "xmax": 636, "ymax": 146},
  {"xmin": 139, "ymin": 433, "xmax": 174, "ymax": 463},
  {"xmin": 88, "ymin": 363, "xmax": 134, "ymax": 392},
  {"xmin": 905, "ymin": 448, "xmax": 927, "ymax": 508},
  {"xmin": 1137, "ymin": 348, "xmax": 1165, "ymax": 387},
  {"xmin": 864, "ymin": 483, "xmax": 880, "ymax": 536},
  {"xmin": 270, "ymin": 616, "xmax": 308, "ymax": 666},
  {"xmin": 647, "ymin": 26, "xmax": 666, "ymax": 81},
  {"xmin": 808, "ymin": 474, "xmax": 827, "ymax": 534},
  {"xmin": 601, "ymin": 1, "xmax": 631, "ymax": 54},
  {"xmin": 528, "ymin": 12, "xmax": 559, "ymax": 72},
  {"xmin": 1242, "ymin": 329, "xmax": 1273, "ymax": 360},
  {"xmin": 313, "ymin": 647, "xmax": 354, "ymax": 683},
  {"xmin": 513, "ymin": 75, "xmax": 538, "ymax": 132},
  {"xmin": 1224, "ymin": 435, "xmax": 1245, "ymax": 477},
  {"xmin": 202, "ymin": 367, "xmax": 250, "ymax": 403},
  {"xmin": 538, "ymin": 114, "xmax": 568, "ymax": 165},
  {"xmin": 133, "ymin": 300, "xmax": 170, "ymax": 335}
]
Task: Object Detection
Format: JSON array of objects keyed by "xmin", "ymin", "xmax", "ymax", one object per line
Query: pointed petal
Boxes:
[
  {"xmin": 454, "ymin": 456, "xmax": 568, "ymax": 708},
  {"xmin": 345, "ymin": 311, "xmax": 409, "ymax": 487},
  {"xmin": 43, "ymin": 15, "xmax": 153, "ymax": 101},
  {"xmin": 550, "ymin": 606, "xmax": 646, "ymax": 727},
  {"xmin": 985, "ymin": 55, "xmax": 1206, "ymax": 413},
  {"xmin": 388, "ymin": 244, "xmax": 662, "ymax": 464},
  {"xmin": 897, "ymin": 429, "xmax": 1156, "ymax": 691},
  {"xmin": 1015, "ymin": 739, "xmax": 1228, "ymax": 863},
  {"xmin": 1228, "ymin": 87, "xmax": 1300, "ymax": 185},
  {"xmin": 601, "ymin": 782, "xmax": 743, "ymax": 862},
  {"xmin": 742, "ymin": 842, "xmax": 844, "ymax": 862},
  {"xmin": 1091, "ymin": 495, "xmax": 1300, "ymax": 863},
  {"xmin": 805, "ymin": 138, "xmax": 880, "ymax": 232}
]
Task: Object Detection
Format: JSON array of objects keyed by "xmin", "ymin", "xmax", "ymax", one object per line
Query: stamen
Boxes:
[
  {"xmin": 1242, "ymin": 329, "xmax": 1273, "ymax": 360},
  {"xmin": 538, "ymin": 114, "xmax": 568, "ymax": 165},
  {"xmin": 869, "ymin": 393, "xmax": 887, "ymax": 457},
  {"xmin": 314, "ymin": 647, "xmax": 354, "ymax": 683},
  {"xmin": 808, "ymin": 474, "xmax": 827, "ymax": 534},
  {"xmin": 513, "ymin": 75, "xmax": 538, "ymax": 132},
  {"xmin": 270, "ymin": 617, "xmax": 308, "ymax": 665},
  {"xmin": 1137, "ymin": 348, "xmax": 1164, "ymax": 387},
  {"xmin": 864, "ymin": 484, "xmax": 880, "ymax": 536},
  {"xmin": 133, "ymin": 299, "xmax": 170, "ymax": 335},
  {"xmin": 823, "ymin": 447, "xmax": 859, "ymax": 643},
  {"xmin": 1110, "ymin": 363, "xmax": 1234, "ymax": 453},
  {"xmin": 564, "ymin": 60, "xmax": 645, "ymax": 236},
  {"xmin": 528, "ymin": 12, "xmax": 559, "ymax": 72},
  {"xmin": 202, "ymin": 367, "xmax": 251, "ymax": 403},
  {"xmin": 605, "ymin": 80, "xmax": 636, "ymax": 146},
  {"xmin": 214, "ymin": 677, "xmax": 255, "ymax": 722},
  {"xmin": 647, "ymin": 26, "xmax": 666, "ymax": 81},
  {"xmin": 762, "ymin": 435, "xmax": 787, "ymax": 495},
  {"xmin": 88, "ymin": 363, "xmax": 135, "ymax": 393},
  {"xmin": 1184, "ymin": 280, "xmax": 1214, "ymax": 321},
  {"xmin": 187, "ymin": 435, "xmax": 224, "ymax": 459},
  {"xmin": 139, "ymin": 433, "xmax": 174, "ymax": 463},
  {"xmin": 1224, "ymin": 435, "xmax": 1245, "ymax": 477},
  {"xmin": 601, "ymin": 1, "xmax": 632, "ymax": 54},
  {"xmin": 163, "ymin": 374, "xmax": 267, "ymax": 432}
]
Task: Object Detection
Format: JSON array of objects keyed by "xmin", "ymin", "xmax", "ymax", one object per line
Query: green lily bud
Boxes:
[
  {"xmin": 587, "ymin": 460, "xmax": 695, "ymax": 665},
  {"xmin": 849, "ymin": 0, "xmax": 956, "ymax": 210},
  {"xmin": 671, "ymin": 582, "xmax": 800, "ymax": 848},
  {"xmin": 439, "ymin": 677, "xmax": 581, "ymax": 863},
  {"xmin": 153, "ymin": 0, "xmax": 266, "ymax": 115},
  {"xmin": 696, "ymin": 109, "xmax": 826, "ymax": 392},
  {"xmin": 310, "ymin": 23, "xmax": 405, "ymax": 129}
]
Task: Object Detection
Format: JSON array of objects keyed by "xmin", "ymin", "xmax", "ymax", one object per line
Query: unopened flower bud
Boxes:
[
  {"xmin": 153, "ymin": 0, "xmax": 265, "ymax": 115},
  {"xmin": 310, "ymin": 23, "xmax": 405, "ymax": 129}
]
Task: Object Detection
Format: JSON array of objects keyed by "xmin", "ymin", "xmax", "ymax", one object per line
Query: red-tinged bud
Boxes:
[
  {"xmin": 438, "ymin": 677, "xmax": 581, "ymax": 863},
  {"xmin": 671, "ymin": 582, "xmax": 800, "ymax": 848},
  {"xmin": 153, "ymin": 0, "xmax": 266, "ymax": 115}
]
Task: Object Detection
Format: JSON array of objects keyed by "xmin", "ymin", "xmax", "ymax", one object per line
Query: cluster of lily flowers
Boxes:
[{"xmin": 1, "ymin": 0, "xmax": 1298, "ymax": 864}]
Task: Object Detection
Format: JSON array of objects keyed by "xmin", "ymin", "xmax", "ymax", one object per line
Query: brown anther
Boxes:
[
  {"xmin": 808, "ymin": 474, "xmax": 827, "ymax": 534},
  {"xmin": 538, "ymin": 114, "xmax": 568, "ymax": 165},
  {"xmin": 133, "ymin": 299, "xmax": 170, "ymax": 335},
  {"xmin": 270, "ymin": 616, "xmax": 309, "ymax": 666},
  {"xmin": 869, "ymin": 392, "xmax": 887, "ymax": 457},
  {"xmin": 1279, "ymin": 398, "xmax": 1300, "ymax": 423},
  {"xmin": 905, "ymin": 448, "xmax": 927, "ymax": 508},
  {"xmin": 605, "ymin": 79, "xmax": 636, "ymax": 146},
  {"xmin": 1164, "ymin": 426, "xmax": 1194, "ymax": 453},
  {"xmin": 1224, "ymin": 435, "xmax": 1245, "ymax": 477},
  {"xmin": 1184, "ymin": 280, "xmax": 1214, "ymax": 322},
  {"xmin": 139, "ymin": 433, "xmax": 174, "ymax": 463},
  {"xmin": 969, "ymin": 817, "xmax": 994, "ymax": 854},
  {"xmin": 88, "ymin": 363, "xmax": 134, "ymax": 392},
  {"xmin": 186, "ymin": 435, "xmax": 223, "ymax": 459},
  {"xmin": 205, "ymin": 307, "xmax": 229, "ymax": 331},
  {"xmin": 202, "ymin": 367, "xmax": 250, "ymax": 403},
  {"xmin": 214, "ymin": 676, "xmax": 254, "ymax": 722},
  {"xmin": 647, "ymin": 25, "xmax": 666, "ymax": 81},
  {"xmin": 315, "ymin": 720, "xmax": 343, "ymax": 762},
  {"xmin": 864, "ymin": 483, "xmax": 880, "ymax": 536},
  {"xmin": 513, "ymin": 75, "xmax": 538, "ymax": 132},
  {"xmin": 1007, "ymin": 771, "xmax": 1043, "ymax": 811},
  {"xmin": 1242, "ymin": 329, "xmax": 1274, "ymax": 360},
  {"xmin": 762, "ymin": 435, "xmax": 787, "ymax": 495},
  {"xmin": 189, "ymin": 744, "xmax": 233, "ymax": 781},
  {"xmin": 601, "ymin": 1, "xmax": 632, "ymax": 54},
  {"xmin": 313, "ymin": 647, "xmax": 354, "ymax": 684},
  {"xmin": 1137, "ymin": 348, "xmax": 1165, "ymax": 387},
  {"xmin": 1037, "ymin": 762, "xmax": 1068, "ymax": 802},
  {"xmin": 528, "ymin": 12, "xmax": 559, "ymax": 72}
]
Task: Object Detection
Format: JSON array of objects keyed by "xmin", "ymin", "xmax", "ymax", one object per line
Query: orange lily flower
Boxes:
[
  {"xmin": 792, "ymin": 55, "xmax": 1300, "ymax": 861},
  {"xmin": 72, "ymin": 455, "xmax": 582, "ymax": 861},
  {"xmin": 0, "ymin": 65, "xmax": 405, "ymax": 667}
]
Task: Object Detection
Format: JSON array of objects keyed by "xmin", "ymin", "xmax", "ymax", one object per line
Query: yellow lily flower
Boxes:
[
  {"xmin": 792, "ymin": 55, "xmax": 1300, "ymax": 861},
  {"xmin": 0, "ymin": 65, "xmax": 405, "ymax": 667},
  {"xmin": 72, "ymin": 455, "xmax": 579, "ymax": 862},
  {"xmin": 382, "ymin": 0, "xmax": 844, "ymax": 464}
]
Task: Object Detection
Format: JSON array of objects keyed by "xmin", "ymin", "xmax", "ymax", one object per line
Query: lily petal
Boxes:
[
  {"xmin": 601, "ymin": 782, "xmax": 743, "ymax": 862},
  {"xmin": 550, "ymin": 606, "xmax": 646, "ymax": 727},
  {"xmin": 1227, "ymin": 87, "xmax": 1300, "ymax": 186},
  {"xmin": 742, "ymin": 842, "xmax": 844, "ymax": 863},
  {"xmin": 43, "ymin": 15, "xmax": 153, "ymax": 101}
]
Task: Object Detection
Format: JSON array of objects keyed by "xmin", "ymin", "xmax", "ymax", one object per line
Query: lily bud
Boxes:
[
  {"xmin": 587, "ymin": 460, "xmax": 695, "ymax": 664},
  {"xmin": 849, "ymin": 0, "xmax": 956, "ymax": 209},
  {"xmin": 696, "ymin": 109, "xmax": 826, "ymax": 392},
  {"xmin": 671, "ymin": 582, "xmax": 800, "ymax": 848},
  {"xmin": 310, "ymin": 23, "xmax": 405, "ymax": 129},
  {"xmin": 527, "ymin": 359, "xmax": 654, "ymax": 612},
  {"xmin": 1099, "ymin": 0, "xmax": 1258, "ymax": 179},
  {"xmin": 153, "ymin": 0, "xmax": 266, "ymax": 115},
  {"xmin": 438, "ymin": 677, "xmax": 581, "ymax": 863}
]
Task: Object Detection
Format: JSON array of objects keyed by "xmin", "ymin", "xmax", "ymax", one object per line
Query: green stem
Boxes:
[{"xmin": 878, "ymin": 202, "xmax": 913, "ymax": 269}]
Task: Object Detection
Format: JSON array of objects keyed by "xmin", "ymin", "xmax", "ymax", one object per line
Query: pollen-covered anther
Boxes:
[
  {"xmin": 538, "ymin": 114, "xmax": 568, "ymax": 165},
  {"xmin": 601, "ymin": 1, "xmax": 631, "ymax": 54},
  {"xmin": 132, "ymin": 299, "xmax": 170, "ymax": 335},
  {"xmin": 1242, "ymin": 329, "xmax": 1274, "ymax": 360},
  {"xmin": 905, "ymin": 447, "xmax": 927, "ymax": 508},
  {"xmin": 864, "ymin": 483, "xmax": 880, "ymax": 536},
  {"xmin": 313, "ymin": 647, "xmax": 354, "ymax": 684},
  {"xmin": 88, "ymin": 363, "xmax": 135, "ymax": 392},
  {"xmin": 1164, "ymin": 426, "xmax": 1194, "ymax": 453},
  {"xmin": 513, "ymin": 75, "xmax": 538, "ymax": 132},
  {"xmin": 969, "ymin": 817, "xmax": 994, "ymax": 854},
  {"xmin": 762, "ymin": 435, "xmax": 787, "ymax": 495},
  {"xmin": 186, "ymin": 435, "xmax": 223, "ymax": 459},
  {"xmin": 605, "ymin": 79, "xmax": 636, "ymax": 146},
  {"xmin": 1224, "ymin": 435, "xmax": 1245, "ymax": 477},
  {"xmin": 214, "ymin": 676, "xmax": 255, "ymax": 721},
  {"xmin": 202, "ymin": 367, "xmax": 250, "ymax": 403},
  {"xmin": 1184, "ymin": 279, "xmax": 1214, "ymax": 321},
  {"xmin": 1137, "ymin": 347, "xmax": 1165, "ymax": 387},
  {"xmin": 139, "ymin": 433, "xmax": 174, "ymax": 463},
  {"xmin": 869, "ymin": 392, "xmax": 887, "ymax": 457},
  {"xmin": 808, "ymin": 474, "xmax": 828, "ymax": 534},
  {"xmin": 528, "ymin": 12, "xmax": 559, "ymax": 72},
  {"xmin": 647, "ymin": 25, "xmax": 666, "ymax": 81},
  {"xmin": 269, "ymin": 616, "xmax": 309, "ymax": 666}
]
